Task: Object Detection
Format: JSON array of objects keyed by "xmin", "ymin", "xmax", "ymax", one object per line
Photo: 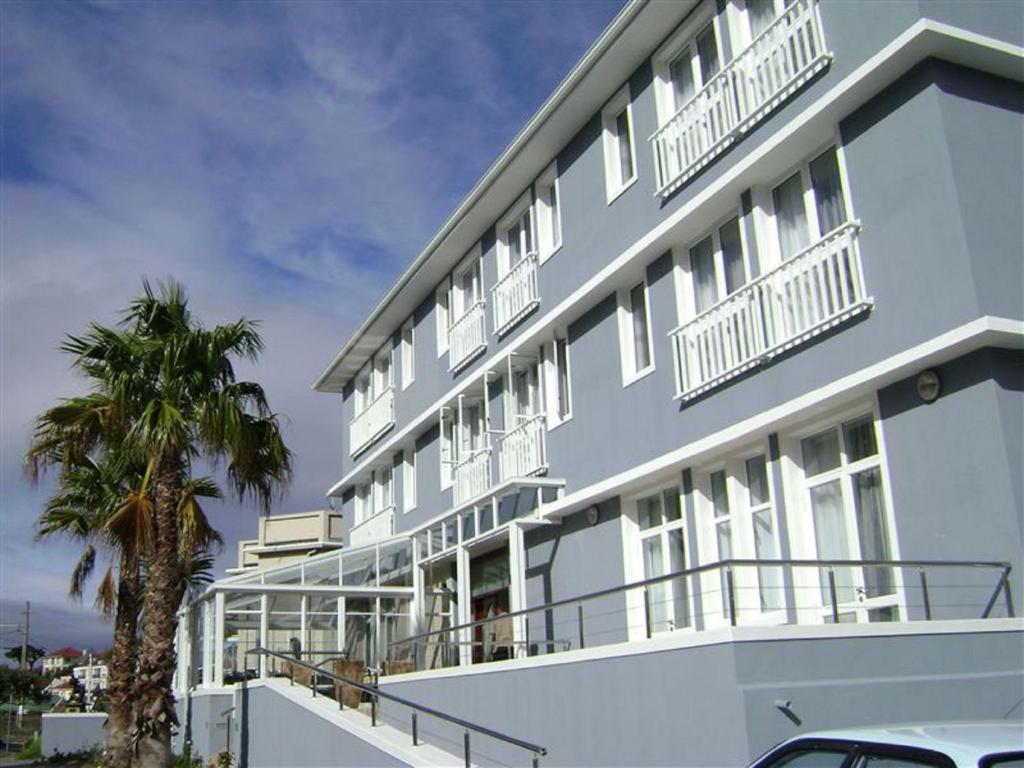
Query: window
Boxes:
[
  {"xmin": 618, "ymin": 279, "xmax": 655, "ymax": 384},
  {"xmin": 400, "ymin": 318, "xmax": 414, "ymax": 389},
  {"xmin": 373, "ymin": 465, "xmax": 394, "ymax": 513},
  {"xmin": 798, "ymin": 413, "xmax": 896, "ymax": 621},
  {"xmin": 738, "ymin": 0, "xmax": 786, "ymax": 45},
  {"xmin": 355, "ymin": 482, "xmax": 372, "ymax": 525},
  {"xmin": 771, "ymin": 146, "xmax": 849, "ymax": 261},
  {"xmin": 636, "ymin": 487, "xmax": 690, "ymax": 633},
  {"xmin": 508, "ymin": 357, "xmax": 540, "ymax": 422},
  {"xmin": 458, "ymin": 399, "xmax": 486, "ymax": 455},
  {"xmin": 436, "ymin": 279, "xmax": 451, "ymax": 356},
  {"xmin": 354, "ymin": 343, "xmax": 393, "ymax": 416},
  {"xmin": 689, "ymin": 215, "xmax": 749, "ymax": 315},
  {"xmin": 601, "ymin": 85, "xmax": 637, "ymax": 203},
  {"xmin": 536, "ymin": 162, "xmax": 561, "ymax": 262},
  {"xmin": 498, "ymin": 192, "xmax": 535, "ymax": 277},
  {"xmin": 652, "ymin": 4, "xmax": 722, "ymax": 126},
  {"xmin": 452, "ymin": 247, "xmax": 483, "ymax": 320},
  {"xmin": 440, "ymin": 408, "xmax": 457, "ymax": 490},
  {"xmin": 403, "ymin": 450, "xmax": 416, "ymax": 513}
]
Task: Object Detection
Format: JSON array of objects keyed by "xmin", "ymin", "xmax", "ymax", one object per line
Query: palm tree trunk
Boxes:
[
  {"xmin": 135, "ymin": 451, "xmax": 182, "ymax": 768},
  {"xmin": 106, "ymin": 551, "xmax": 140, "ymax": 768}
]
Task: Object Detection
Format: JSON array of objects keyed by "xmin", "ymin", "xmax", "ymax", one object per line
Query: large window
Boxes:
[
  {"xmin": 652, "ymin": 3, "xmax": 723, "ymax": 125},
  {"xmin": 452, "ymin": 249, "xmax": 483, "ymax": 321},
  {"xmin": 536, "ymin": 162, "xmax": 562, "ymax": 262},
  {"xmin": 798, "ymin": 414, "xmax": 896, "ymax": 622},
  {"xmin": 771, "ymin": 146, "xmax": 848, "ymax": 261},
  {"xmin": 355, "ymin": 344, "xmax": 393, "ymax": 415},
  {"xmin": 601, "ymin": 85, "xmax": 637, "ymax": 203},
  {"xmin": 436, "ymin": 278, "xmax": 451, "ymax": 357},
  {"xmin": 543, "ymin": 335, "xmax": 572, "ymax": 425},
  {"xmin": 688, "ymin": 215, "xmax": 749, "ymax": 315},
  {"xmin": 400, "ymin": 318, "xmax": 414, "ymax": 389},
  {"xmin": 636, "ymin": 487, "xmax": 690, "ymax": 633},
  {"xmin": 403, "ymin": 449, "xmax": 416, "ymax": 513},
  {"xmin": 498, "ymin": 193, "xmax": 534, "ymax": 278},
  {"xmin": 618, "ymin": 278, "xmax": 655, "ymax": 384}
]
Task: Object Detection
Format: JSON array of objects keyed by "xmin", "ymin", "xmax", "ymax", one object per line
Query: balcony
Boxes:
[
  {"xmin": 670, "ymin": 222, "xmax": 870, "ymax": 401},
  {"xmin": 650, "ymin": 0, "xmax": 831, "ymax": 197},
  {"xmin": 349, "ymin": 386, "xmax": 395, "ymax": 457},
  {"xmin": 449, "ymin": 301, "xmax": 487, "ymax": 372},
  {"xmin": 453, "ymin": 447, "xmax": 492, "ymax": 507},
  {"xmin": 492, "ymin": 253, "xmax": 540, "ymax": 336},
  {"xmin": 498, "ymin": 413, "xmax": 548, "ymax": 483},
  {"xmin": 349, "ymin": 505, "xmax": 395, "ymax": 547}
]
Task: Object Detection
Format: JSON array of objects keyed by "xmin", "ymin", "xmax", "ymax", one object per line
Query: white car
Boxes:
[{"xmin": 750, "ymin": 722, "xmax": 1024, "ymax": 768}]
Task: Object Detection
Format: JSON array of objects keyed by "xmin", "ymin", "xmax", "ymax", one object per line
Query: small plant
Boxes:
[
  {"xmin": 172, "ymin": 746, "xmax": 203, "ymax": 768},
  {"xmin": 17, "ymin": 733, "xmax": 42, "ymax": 760},
  {"xmin": 208, "ymin": 749, "xmax": 235, "ymax": 768}
]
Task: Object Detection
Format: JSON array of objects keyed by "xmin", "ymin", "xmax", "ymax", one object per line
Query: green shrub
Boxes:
[{"xmin": 17, "ymin": 733, "xmax": 42, "ymax": 759}]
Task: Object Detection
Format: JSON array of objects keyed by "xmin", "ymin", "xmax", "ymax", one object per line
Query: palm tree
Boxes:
[
  {"xmin": 28, "ymin": 279, "xmax": 291, "ymax": 767},
  {"xmin": 33, "ymin": 451, "xmax": 223, "ymax": 768}
]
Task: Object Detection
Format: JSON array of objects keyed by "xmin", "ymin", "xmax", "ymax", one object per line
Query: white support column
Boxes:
[
  {"xmin": 456, "ymin": 545, "xmax": 472, "ymax": 667},
  {"xmin": 202, "ymin": 599, "xmax": 215, "ymax": 687},
  {"xmin": 411, "ymin": 535, "xmax": 424, "ymax": 637},
  {"xmin": 336, "ymin": 597, "xmax": 344, "ymax": 654},
  {"xmin": 213, "ymin": 592, "xmax": 225, "ymax": 687},
  {"xmin": 259, "ymin": 594, "xmax": 268, "ymax": 678},
  {"xmin": 300, "ymin": 594, "xmax": 308, "ymax": 658},
  {"xmin": 508, "ymin": 523, "xmax": 527, "ymax": 654}
]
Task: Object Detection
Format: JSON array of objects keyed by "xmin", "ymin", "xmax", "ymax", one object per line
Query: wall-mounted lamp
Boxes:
[
  {"xmin": 774, "ymin": 699, "xmax": 801, "ymax": 726},
  {"xmin": 916, "ymin": 369, "xmax": 942, "ymax": 404}
]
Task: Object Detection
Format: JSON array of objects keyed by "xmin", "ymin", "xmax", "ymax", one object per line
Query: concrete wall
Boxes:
[
  {"xmin": 174, "ymin": 690, "xmax": 233, "ymax": 764},
  {"xmin": 40, "ymin": 713, "xmax": 107, "ymax": 758},
  {"xmin": 376, "ymin": 627, "xmax": 1024, "ymax": 767}
]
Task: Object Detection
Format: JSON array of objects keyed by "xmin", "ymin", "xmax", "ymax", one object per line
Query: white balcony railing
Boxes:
[
  {"xmin": 349, "ymin": 386, "xmax": 395, "ymax": 457},
  {"xmin": 492, "ymin": 253, "xmax": 540, "ymax": 336},
  {"xmin": 650, "ymin": 0, "xmax": 830, "ymax": 197},
  {"xmin": 349, "ymin": 505, "xmax": 395, "ymax": 547},
  {"xmin": 498, "ymin": 413, "xmax": 548, "ymax": 483},
  {"xmin": 670, "ymin": 222, "xmax": 870, "ymax": 400},
  {"xmin": 449, "ymin": 301, "xmax": 487, "ymax": 372},
  {"xmin": 453, "ymin": 447, "xmax": 492, "ymax": 507}
]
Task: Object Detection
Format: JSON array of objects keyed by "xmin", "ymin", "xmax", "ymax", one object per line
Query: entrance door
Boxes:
[
  {"xmin": 635, "ymin": 488, "xmax": 690, "ymax": 634},
  {"xmin": 469, "ymin": 547, "xmax": 511, "ymax": 663}
]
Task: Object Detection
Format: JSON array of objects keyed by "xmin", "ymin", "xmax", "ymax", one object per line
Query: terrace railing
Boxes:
[
  {"xmin": 670, "ymin": 221, "xmax": 869, "ymax": 401},
  {"xmin": 449, "ymin": 301, "xmax": 487, "ymax": 372},
  {"xmin": 247, "ymin": 647, "xmax": 547, "ymax": 768},
  {"xmin": 498, "ymin": 414, "xmax": 547, "ymax": 483},
  {"xmin": 349, "ymin": 386, "xmax": 395, "ymax": 457},
  {"xmin": 650, "ymin": 0, "xmax": 831, "ymax": 197},
  {"xmin": 453, "ymin": 447, "xmax": 492, "ymax": 507},
  {"xmin": 349, "ymin": 505, "xmax": 395, "ymax": 547},
  {"xmin": 492, "ymin": 253, "xmax": 540, "ymax": 336},
  {"xmin": 389, "ymin": 558, "xmax": 1014, "ymax": 673}
]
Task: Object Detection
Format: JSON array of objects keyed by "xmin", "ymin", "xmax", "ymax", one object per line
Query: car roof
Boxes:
[{"xmin": 782, "ymin": 722, "xmax": 1024, "ymax": 764}]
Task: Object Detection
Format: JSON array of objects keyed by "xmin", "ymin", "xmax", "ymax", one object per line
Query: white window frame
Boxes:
[
  {"xmin": 616, "ymin": 277, "xmax": 656, "ymax": 386},
  {"xmin": 373, "ymin": 465, "xmax": 394, "ymax": 515},
  {"xmin": 400, "ymin": 318, "xmax": 415, "ymax": 390},
  {"xmin": 677, "ymin": 207, "xmax": 753, "ymax": 321},
  {"xmin": 692, "ymin": 442, "xmax": 785, "ymax": 628},
  {"xmin": 439, "ymin": 407, "xmax": 457, "ymax": 490},
  {"xmin": 779, "ymin": 402, "xmax": 904, "ymax": 626},
  {"xmin": 651, "ymin": 1, "xmax": 724, "ymax": 127},
  {"xmin": 436, "ymin": 278, "xmax": 451, "ymax": 357},
  {"xmin": 727, "ymin": 0, "xmax": 788, "ymax": 51},
  {"xmin": 535, "ymin": 162, "xmax": 562, "ymax": 263},
  {"xmin": 497, "ymin": 191, "xmax": 535, "ymax": 279},
  {"xmin": 759, "ymin": 140, "xmax": 855, "ymax": 270},
  {"xmin": 542, "ymin": 335, "xmax": 572, "ymax": 428},
  {"xmin": 403, "ymin": 449, "xmax": 417, "ymax": 513},
  {"xmin": 355, "ymin": 481, "xmax": 372, "ymax": 526},
  {"xmin": 601, "ymin": 84, "xmax": 638, "ymax": 204},
  {"xmin": 451, "ymin": 244, "xmax": 484, "ymax": 322}
]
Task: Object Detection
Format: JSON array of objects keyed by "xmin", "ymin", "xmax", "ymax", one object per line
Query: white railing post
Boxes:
[
  {"xmin": 649, "ymin": 0, "xmax": 830, "ymax": 197},
  {"xmin": 669, "ymin": 222, "xmax": 868, "ymax": 400},
  {"xmin": 349, "ymin": 386, "xmax": 396, "ymax": 457},
  {"xmin": 454, "ymin": 448, "xmax": 492, "ymax": 507},
  {"xmin": 449, "ymin": 302, "xmax": 487, "ymax": 372},
  {"xmin": 492, "ymin": 253, "xmax": 540, "ymax": 336},
  {"xmin": 497, "ymin": 414, "xmax": 548, "ymax": 483}
]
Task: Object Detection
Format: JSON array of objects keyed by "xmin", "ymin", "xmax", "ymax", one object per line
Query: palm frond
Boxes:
[
  {"xmin": 70, "ymin": 545, "xmax": 97, "ymax": 601},
  {"xmin": 106, "ymin": 492, "xmax": 155, "ymax": 556},
  {"xmin": 178, "ymin": 479, "xmax": 223, "ymax": 555},
  {"xmin": 95, "ymin": 566, "xmax": 118, "ymax": 618}
]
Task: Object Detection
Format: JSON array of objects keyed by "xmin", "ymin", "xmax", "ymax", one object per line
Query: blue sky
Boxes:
[{"xmin": 0, "ymin": 0, "xmax": 624, "ymax": 654}]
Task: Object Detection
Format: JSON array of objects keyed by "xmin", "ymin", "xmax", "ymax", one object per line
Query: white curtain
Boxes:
[
  {"xmin": 809, "ymin": 147, "xmax": 847, "ymax": 236},
  {"xmin": 690, "ymin": 236, "xmax": 718, "ymax": 313},
  {"xmin": 719, "ymin": 217, "xmax": 746, "ymax": 296},
  {"xmin": 773, "ymin": 172, "xmax": 810, "ymax": 260},
  {"xmin": 810, "ymin": 480, "xmax": 854, "ymax": 604}
]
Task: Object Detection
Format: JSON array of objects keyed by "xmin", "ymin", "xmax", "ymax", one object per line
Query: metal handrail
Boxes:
[
  {"xmin": 246, "ymin": 647, "xmax": 547, "ymax": 765},
  {"xmin": 390, "ymin": 557, "xmax": 1013, "ymax": 649}
]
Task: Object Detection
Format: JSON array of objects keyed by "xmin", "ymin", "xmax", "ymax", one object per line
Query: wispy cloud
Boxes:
[{"xmin": 0, "ymin": 0, "xmax": 623, "ymax": 648}]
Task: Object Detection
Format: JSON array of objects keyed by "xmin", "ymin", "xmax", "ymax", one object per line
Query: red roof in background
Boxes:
[{"xmin": 45, "ymin": 646, "xmax": 85, "ymax": 659}]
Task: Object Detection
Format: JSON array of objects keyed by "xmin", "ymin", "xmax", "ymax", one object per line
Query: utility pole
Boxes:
[{"xmin": 20, "ymin": 601, "xmax": 30, "ymax": 670}]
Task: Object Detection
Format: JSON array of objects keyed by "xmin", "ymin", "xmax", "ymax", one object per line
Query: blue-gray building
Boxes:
[{"xmin": 175, "ymin": 2, "xmax": 1024, "ymax": 764}]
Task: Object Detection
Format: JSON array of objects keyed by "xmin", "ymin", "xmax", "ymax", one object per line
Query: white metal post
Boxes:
[
  {"xmin": 213, "ymin": 592, "xmax": 225, "ymax": 687},
  {"xmin": 259, "ymin": 594, "xmax": 268, "ymax": 678}
]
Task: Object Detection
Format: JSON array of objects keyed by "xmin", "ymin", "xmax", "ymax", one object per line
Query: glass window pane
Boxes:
[
  {"xmin": 507, "ymin": 221, "xmax": 521, "ymax": 265},
  {"xmin": 304, "ymin": 557, "xmax": 340, "ymax": 586},
  {"xmin": 671, "ymin": 50, "xmax": 696, "ymax": 109},
  {"xmin": 555, "ymin": 338, "xmax": 571, "ymax": 418},
  {"xmin": 719, "ymin": 217, "xmax": 746, "ymax": 296},
  {"xmin": 809, "ymin": 479, "xmax": 854, "ymax": 603},
  {"xmin": 746, "ymin": 455, "xmax": 770, "ymax": 507},
  {"xmin": 861, "ymin": 755, "xmax": 947, "ymax": 767},
  {"xmin": 462, "ymin": 513, "xmax": 476, "ymax": 542},
  {"xmin": 801, "ymin": 428, "xmax": 841, "ymax": 476},
  {"xmin": 667, "ymin": 528, "xmax": 690, "ymax": 628},
  {"xmin": 663, "ymin": 489, "xmax": 682, "ymax": 522},
  {"xmin": 843, "ymin": 416, "xmax": 878, "ymax": 462},
  {"xmin": 764, "ymin": 750, "xmax": 850, "ymax": 768},
  {"xmin": 809, "ymin": 147, "xmax": 848, "ymax": 236},
  {"xmin": 695, "ymin": 23, "xmax": 720, "ymax": 82},
  {"xmin": 341, "ymin": 548, "xmax": 377, "ymax": 587},
  {"xmin": 615, "ymin": 109, "xmax": 633, "ymax": 185},
  {"xmin": 772, "ymin": 172, "xmax": 810, "ymax": 260},
  {"xmin": 690, "ymin": 236, "xmax": 718, "ymax": 313},
  {"xmin": 753, "ymin": 509, "xmax": 783, "ymax": 610},
  {"xmin": 643, "ymin": 535, "xmax": 670, "ymax": 632},
  {"xmin": 638, "ymin": 494, "xmax": 663, "ymax": 531},
  {"xmin": 747, "ymin": 0, "xmax": 778, "ymax": 39},
  {"xmin": 380, "ymin": 539, "xmax": 413, "ymax": 587},
  {"xmin": 853, "ymin": 467, "xmax": 894, "ymax": 596},
  {"xmin": 710, "ymin": 470, "xmax": 730, "ymax": 517},
  {"xmin": 629, "ymin": 283, "xmax": 651, "ymax": 371}
]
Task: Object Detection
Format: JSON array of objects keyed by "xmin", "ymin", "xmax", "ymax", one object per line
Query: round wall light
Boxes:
[{"xmin": 916, "ymin": 369, "xmax": 942, "ymax": 403}]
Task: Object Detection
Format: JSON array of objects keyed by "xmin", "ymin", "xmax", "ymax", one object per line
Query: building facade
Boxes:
[{"xmin": 176, "ymin": 1, "xmax": 1023, "ymax": 765}]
